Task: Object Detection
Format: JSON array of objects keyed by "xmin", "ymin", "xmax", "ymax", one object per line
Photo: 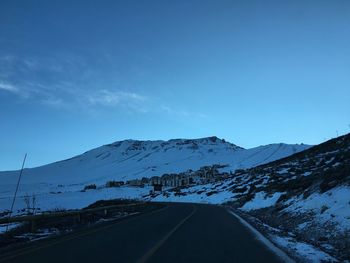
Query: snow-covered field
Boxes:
[
  {"xmin": 0, "ymin": 182, "xmax": 236, "ymax": 216},
  {"xmin": 0, "ymin": 185, "xmax": 152, "ymax": 216},
  {"xmin": 0, "ymin": 137, "xmax": 309, "ymax": 215}
]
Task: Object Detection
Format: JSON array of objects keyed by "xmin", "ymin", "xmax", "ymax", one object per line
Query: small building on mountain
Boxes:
[{"xmin": 153, "ymin": 183, "xmax": 163, "ymax": 192}]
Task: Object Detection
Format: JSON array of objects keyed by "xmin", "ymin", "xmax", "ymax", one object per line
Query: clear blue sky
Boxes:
[{"xmin": 1, "ymin": 0, "xmax": 349, "ymax": 170}]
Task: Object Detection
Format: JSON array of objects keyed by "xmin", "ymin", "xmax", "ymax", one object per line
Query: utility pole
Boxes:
[{"xmin": 5, "ymin": 153, "xmax": 27, "ymax": 233}]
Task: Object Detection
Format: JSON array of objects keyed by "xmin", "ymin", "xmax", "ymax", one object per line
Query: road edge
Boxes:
[{"xmin": 228, "ymin": 209, "xmax": 295, "ymax": 263}]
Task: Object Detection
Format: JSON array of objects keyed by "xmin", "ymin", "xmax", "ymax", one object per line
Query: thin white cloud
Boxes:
[
  {"xmin": 0, "ymin": 55, "xmax": 206, "ymax": 118},
  {"xmin": 0, "ymin": 55, "xmax": 16, "ymax": 65},
  {"xmin": 0, "ymin": 79, "xmax": 207, "ymax": 118},
  {"xmin": 87, "ymin": 89, "xmax": 146, "ymax": 107},
  {"xmin": 23, "ymin": 58, "xmax": 39, "ymax": 70},
  {"xmin": 0, "ymin": 80, "xmax": 48, "ymax": 99},
  {"xmin": 41, "ymin": 97, "xmax": 66, "ymax": 109},
  {"xmin": 161, "ymin": 105, "xmax": 188, "ymax": 116},
  {"xmin": 0, "ymin": 81, "xmax": 20, "ymax": 93},
  {"xmin": 161, "ymin": 104, "xmax": 207, "ymax": 119},
  {"xmin": 82, "ymin": 89, "xmax": 150, "ymax": 114}
]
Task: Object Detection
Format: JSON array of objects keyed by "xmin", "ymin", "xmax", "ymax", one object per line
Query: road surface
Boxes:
[{"xmin": 2, "ymin": 203, "xmax": 284, "ymax": 263}]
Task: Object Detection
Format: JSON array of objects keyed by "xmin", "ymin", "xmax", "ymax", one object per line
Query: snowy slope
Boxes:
[
  {"xmin": 150, "ymin": 134, "xmax": 350, "ymax": 261},
  {"xmin": 0, "ymin": 136, "xmax": 309, "ymax": 187},
  {"xmin": 0, "ymin": 136, "xmax": 309, "ymax": 218}
]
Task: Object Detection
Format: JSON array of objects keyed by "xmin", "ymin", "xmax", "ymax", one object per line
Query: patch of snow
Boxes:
[
  {"xmin": 277, "ymin": 168, "xmax": 290, "ymax": 175},
  {"xmin": 302, "ymin": 171, "xmax": 312, "ymax": 177},
  {"xmin": 0, "ymin": 222, "xmax": 23, "ymax": 234},
  {"xmin": 16, "ymin": 228, "xmax": 60, "ymax": 241},
  {"xmin": 297, "ymin": 222, "xmax": 309, "ymax": 230},
  {"xmin": 272, "ymin": 235, "xmax": 338, "ymax": 263},
  {"xmin": 325, "ymin": 157, "xmax": 335, "ymax": 165},
  {"xmin": 284, "ymin": 186, "xmax": 350, "ymax": 231},
  {"xmin": 240, "ymin": 192, "xmax": 284, "ymax": 211}
]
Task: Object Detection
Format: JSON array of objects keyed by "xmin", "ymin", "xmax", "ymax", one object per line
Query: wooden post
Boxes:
[
  {"xmin": 31, "ymin": 219, "xmax": 37, "ymax": 232},
  {"xmin": 77, "ymin": 213, "xmax": 81, "ymax": 223},
  {"xmin": 6, "ymin": 154, "xmax": 27, "ymax": 233}
]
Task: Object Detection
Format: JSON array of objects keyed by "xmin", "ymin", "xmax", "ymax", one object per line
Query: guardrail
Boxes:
[{"xmin": 0, "ymin": 202, "xmax": 147, "ymax": 232}]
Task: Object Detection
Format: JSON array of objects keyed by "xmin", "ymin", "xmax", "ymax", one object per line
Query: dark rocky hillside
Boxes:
[
  {"xmin": 228, "ymin": 133, "xmax": 350, "ymax": 261},
  {"xmin": 232, "ymin": 133, "xmax": 350, "ymax": 201}
]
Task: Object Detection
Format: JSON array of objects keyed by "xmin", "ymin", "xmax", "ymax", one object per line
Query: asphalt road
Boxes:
[{"xmin": 2, "ymin": 203, "xmax": 283, "ymax": 263}]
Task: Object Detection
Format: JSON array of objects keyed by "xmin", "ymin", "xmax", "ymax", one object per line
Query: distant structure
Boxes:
[
  {"xmin": 126, "ymin": 164, "xmax": 230, "ymax": 188},
  {"xmin": 153, "ymin": 183, "xmax": 163, "ymax": 192}
]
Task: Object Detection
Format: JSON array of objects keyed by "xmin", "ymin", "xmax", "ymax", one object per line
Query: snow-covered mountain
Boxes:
[{"xmin": 0, "ymin": 136, "xmax": 310, "ymax": 186}]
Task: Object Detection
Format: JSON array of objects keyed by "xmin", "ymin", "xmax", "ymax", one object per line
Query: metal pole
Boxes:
[{"xmin": 5, "ymin": 153, "xmax": 27, "ymax": 233}]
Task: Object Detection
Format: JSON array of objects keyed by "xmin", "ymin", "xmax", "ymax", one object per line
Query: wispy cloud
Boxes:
[
  {"xmin": 0, "ymin": 78, "xmax": 149, "ymax": 113},
  {"xmin": 0, "ymin": 81, "xmax": 19, "ymax": 93},
  {"xmin": 0, "ymin": 54, "xmax": 207, "ymax": 119},
  {"xmin": 0, "ymin": 80, "xmax": 46, "ymax": 99},
  {"xmin": 84, "ymin": 89, "xmax": 149, "ymax": 113},
  {"xmin": 0, "ymin": 77, "xmax": 207, "ymax": 118},
  {"xmin": 160, "ymin": 105, "xmax": 207, "ymax": 119},
  {"xmin": 0, "ymin": 54, "xmax": 148, "ymax": 112},
  {"xmin": 0, "ymin": 80, "xmax": 25, "ymax": 97},
  {"xmin": 161, "ymin": 105, "xmax": 188, "ymax": 116},
  {"xmin": 87, "ymin": 89, "xmax": 146, "ymax": 107},
  {"xmin": 41, "ymin": 97, "xmax": 66, "ymax": 109}
]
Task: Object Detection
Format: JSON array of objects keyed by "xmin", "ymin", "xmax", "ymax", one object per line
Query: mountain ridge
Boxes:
[
  {"xmin": 0, "ymin": 136, "xmax": 310, "ymax": 188},
  {"xmin": 1, "ymin": 136, "xmax": 308, "ymax": 173}
]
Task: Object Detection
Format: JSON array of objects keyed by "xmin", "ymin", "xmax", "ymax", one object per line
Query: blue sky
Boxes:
[{"xmin": 1, "ymin": 0, "xmax": 349, "ymax": 170}]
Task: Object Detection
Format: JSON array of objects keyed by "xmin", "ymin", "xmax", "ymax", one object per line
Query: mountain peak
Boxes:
[{"xmin": 106, "ymin": 136, "xmax": 243, "ymax": 150}]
